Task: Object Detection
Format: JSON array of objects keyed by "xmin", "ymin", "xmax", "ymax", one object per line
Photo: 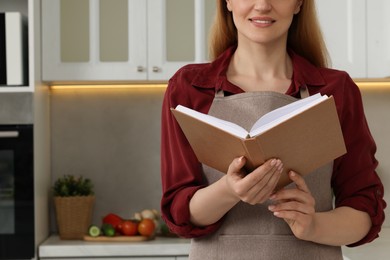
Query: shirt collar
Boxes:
[
  {"xmin": 191, "ymin": 46, "xmax": 237, "ymax": 92},
  {"xmin": 191, "ymin": 45, "xmax": 326, "ymax": 94},
  {"xmin": 288, "ymin": 49, "xmax": 326, "ymax": 95}
]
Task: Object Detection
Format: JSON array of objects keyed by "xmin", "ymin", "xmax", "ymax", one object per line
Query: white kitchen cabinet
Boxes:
[
  {"xmin": 316, "ymin": 0, "xmax": 367, "ymax": 78},
  {"xmin": 316, "ymin": 0, "xmax": 390, "ymax": 78},
  {"xmin": 367, "ymin": 0, "xmax": 390, "ymax": 78},
  {"xmin": 0, "ymin": 0, "xmax": 31, "ymax": 91},
  {"xmin": 42, "ymin": 0, "xmax": 216, "ymax": 82},
  {"xmin": 147, "ymin": 0, "xmax": 215, "ymax": 80}
]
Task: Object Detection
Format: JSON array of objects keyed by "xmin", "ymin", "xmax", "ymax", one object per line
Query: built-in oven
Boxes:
[{"xmin": 0, "ymin": 124, "xmax": 34, "ymax": 259}]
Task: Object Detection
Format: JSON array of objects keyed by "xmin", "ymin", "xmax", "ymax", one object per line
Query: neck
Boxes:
[
  {"xmin": 226, "ymin": 42, "xmax": 293, "ymax": 93},
  {"xmin": 232, "ymin": 42, "xmax": 292, "ymax": 80}
]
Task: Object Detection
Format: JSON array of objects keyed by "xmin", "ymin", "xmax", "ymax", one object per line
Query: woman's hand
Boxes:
[
  {"xmin": 268, "ymin": 171, "xmax": 316, "ymax": 241},
  {"xmin": 225, "ymin": 156, "xmax": 283, "ymax": 205}
]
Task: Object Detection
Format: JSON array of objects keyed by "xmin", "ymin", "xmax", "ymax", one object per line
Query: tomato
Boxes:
[
  {"xmin": 102, "ymin": 213, "xmax": 123, "ymax": 230},
  {"xmin": 120, "ymin": 220, "xmax": 138, "ymax": 236},
  {"xmin": 138, "ymin": 218, "xmax": 155, "ymax": 236},
  {"xmin": 116, "ymin": 222, "xmax": 123, "ymax": 233}
]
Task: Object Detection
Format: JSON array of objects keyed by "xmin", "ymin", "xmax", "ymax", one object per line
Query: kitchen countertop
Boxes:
[
  {"xmin": 39, "ymin": 235, "xmax": 191, "ymax": 258},
  {"xmin": 342, "ymin": 227, "xmax": 390, "ymax": 260},
  {"xmin": 39, "ymin": 228, "xmax": 389, "ymax": 259}
]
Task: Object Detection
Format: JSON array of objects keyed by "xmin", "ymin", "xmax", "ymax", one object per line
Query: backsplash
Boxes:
[
  {"xmin": 0, "ymin": 92, "xmax": 33, "ymax": 124},
  {"xmin": 49, "ymin": 87, "xmax": 166, "ymax": 231},
  {"xmin": 49, "ymin": 85, "xmax": 389, "ymax": 232},
  {"xmin": 360, "ymin": 88, "xmax": 390, "ymax": 228}
]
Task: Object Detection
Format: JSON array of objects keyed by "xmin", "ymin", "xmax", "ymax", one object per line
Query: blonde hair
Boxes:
[{"xmin": 208, "ymin": 0, "xmax": 330, "ymax": 68}]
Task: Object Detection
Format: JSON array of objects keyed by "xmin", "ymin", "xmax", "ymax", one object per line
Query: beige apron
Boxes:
[{"xmin": 189, "ymin": 89, "xmax": 343, "ymax": 260}]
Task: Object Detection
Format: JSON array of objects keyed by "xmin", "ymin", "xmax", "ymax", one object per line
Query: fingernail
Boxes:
[
  {"xmin": 270, "ymin": 159, "xmax": 276, "ymax": 166},
  {"xmin": 268, "ymin": 205, "xmax": 275, "ymax": 211},
  {"xmin": 290, "ymin": 171, "xmax": 296, "ymax": 177},
  {"xmin": 278, "ymin": 163, "xmax": 283, "ymax": 172},
  {"xmin": 269, "ymin": 194, "xmax": 276, "ymax": 200}
]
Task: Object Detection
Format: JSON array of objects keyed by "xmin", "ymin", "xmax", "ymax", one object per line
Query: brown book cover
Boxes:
[{"xmin": 171, "ymin": 95, "xmax": 346, "ymax": 189}]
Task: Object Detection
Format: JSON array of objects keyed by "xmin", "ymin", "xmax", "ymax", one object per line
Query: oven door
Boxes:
[{"xmin": 0, "ymin": 125, "xmax": 34, "ymax": 259}]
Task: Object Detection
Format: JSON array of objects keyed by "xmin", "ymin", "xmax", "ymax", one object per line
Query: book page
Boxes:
[
  {"xmin": 175, "ymin": 105, "xmax": 249, "ymax": 138},
  {"xmin": 249, "ymin": 94, "xmax": 328, "ymax": 137}
]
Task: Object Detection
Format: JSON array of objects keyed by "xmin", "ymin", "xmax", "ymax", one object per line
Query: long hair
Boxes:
[{"xmin": 208, "ymin": 0, "xmax": 329, "ymax": 68}]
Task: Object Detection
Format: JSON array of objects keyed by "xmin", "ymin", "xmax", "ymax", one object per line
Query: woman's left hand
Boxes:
[{"xmin": 268, "ymin": 171, "xmax": 316, "ymax": 241}]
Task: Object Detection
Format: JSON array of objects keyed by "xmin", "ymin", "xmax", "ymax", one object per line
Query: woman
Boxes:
[{"xmin": 160, "ymin": 0, "xmax": 386, "ymax": 259}]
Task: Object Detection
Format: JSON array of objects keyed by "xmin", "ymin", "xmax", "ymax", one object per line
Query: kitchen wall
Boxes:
[
  {"xmin": 49, "ymin": 87, "xmax": 165, "ymax": 231},
  {"xmin": 49, "ymin": 85, "xmax": 390, "ymax": 232},
  {"xmin": 359, "ymin": 87, "xmax": 390, "ymax": 228}
]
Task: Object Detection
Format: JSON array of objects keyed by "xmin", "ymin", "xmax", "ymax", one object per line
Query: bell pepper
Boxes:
[{"xmin": 102, "ymin": 213, "xmax": 123, "ymax": 230}]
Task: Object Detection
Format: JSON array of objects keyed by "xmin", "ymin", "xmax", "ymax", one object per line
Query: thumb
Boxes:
[{"xmin": 228, "ymin": 156, "xmax": 246, "ymax": 174}]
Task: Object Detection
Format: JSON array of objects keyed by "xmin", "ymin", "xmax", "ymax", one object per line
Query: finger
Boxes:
[
  {"xmin": 268, "ymin": 200, "xmax": 314, "ymax": 215},
  {"xmin": 244, "ymin": 159, "xmax": 282, "ymax": 190},
  {"xmin": 289, "ymin": 171, "xmax": 310, "ymax": 193},
  {"xmin": 270, "ymin": 188, "xmax": 315, "ymax": 206},
  {"xmin": 272, "ymin": 210, "xmax": 306, "ymax": 225},
  {"xmin": 227, "ymin": 156, "xmax": 247, "ymax": 177},
  {"xmin": 252, "ymin": 163, "xmax": 283, "ymax": 203},
  {"xmin": 237, "ymin": 159, "xmax": 282, "ymax": 204}
]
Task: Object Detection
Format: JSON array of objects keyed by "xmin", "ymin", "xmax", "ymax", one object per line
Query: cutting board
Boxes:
[{"xmin": 83, "ymin": 235, "xmax": 154, "ymax": 242}]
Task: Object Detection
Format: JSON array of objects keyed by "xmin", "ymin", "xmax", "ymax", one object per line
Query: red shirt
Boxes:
[{"xmin": 160, "ymin": 46, "xmax": 386, "ymax": 246}]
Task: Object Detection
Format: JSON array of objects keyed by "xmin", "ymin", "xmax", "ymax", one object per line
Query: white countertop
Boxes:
[
  {"xmin": 39, "ymin": 235, "xmax": 191, "ymax": 258},
  {"xmin": 342, "ymin": 227, "xmax": 390, "ymax": 260},
  {"xmin": 39, "ymin": 228, "xmax": 389, "ymax": 259}
]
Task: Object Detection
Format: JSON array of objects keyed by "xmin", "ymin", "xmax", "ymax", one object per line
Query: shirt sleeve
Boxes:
[
  {"xmin": 160, "ymin": 73, "xmax": 223, "ymax": 238},
  {"xmin": 331, "ymin": 73, "xmax": 386, "ymax": 247}
]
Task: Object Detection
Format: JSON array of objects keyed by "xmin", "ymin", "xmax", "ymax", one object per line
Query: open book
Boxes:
[{"xmin": 171, "ymin": 94, "xmax": 346, "ymax": 189}]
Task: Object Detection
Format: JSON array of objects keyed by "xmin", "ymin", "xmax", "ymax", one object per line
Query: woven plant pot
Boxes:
[{"xmin": 54, "ymin": 195, "xmax": 95, "ymax": 240}]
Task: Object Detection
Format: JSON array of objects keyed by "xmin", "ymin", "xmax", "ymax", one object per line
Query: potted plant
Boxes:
[{"xmin": 53, "ymin": 175, "xmax": 95, "ymax": 239}]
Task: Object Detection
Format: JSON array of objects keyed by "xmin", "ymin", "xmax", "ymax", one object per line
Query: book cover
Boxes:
[{"xmin": 171, "ymin": 95, "xmax": 346, "ymax": 189}]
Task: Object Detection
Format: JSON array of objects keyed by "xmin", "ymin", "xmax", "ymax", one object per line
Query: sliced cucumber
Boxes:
[{"xmin": 88, "ymin": 225, "xmax": 101, "ymax": 237}]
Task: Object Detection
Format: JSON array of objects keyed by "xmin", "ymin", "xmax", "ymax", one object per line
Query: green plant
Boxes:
[{"xmin": 53, "ymin": 175, "xmax": 94, "ymax": 197}]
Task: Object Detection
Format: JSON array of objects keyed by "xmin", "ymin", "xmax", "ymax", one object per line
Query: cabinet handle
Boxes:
[
  {"xmin": 0, "ymin": 131, "xmax": 19, "ymax": 138},
  {"xmin": 137, "ymin": 66, "xmax": 146, "ymax": 72},
  {"xmin": 152, "ymin": 66, "xmax": 161, "ymax": 73}
]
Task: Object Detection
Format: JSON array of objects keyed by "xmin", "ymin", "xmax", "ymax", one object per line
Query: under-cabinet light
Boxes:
[
  {"xmin": 49, "ymin": 81, "xmax": 390, "ymax": 91},
  {"xmin": 355, "ymin": 81, "xmax": 390, "ymax": 91},
  {"xmin": 50, "ymin": 84, "xmax": 167, "ymax": 90}
]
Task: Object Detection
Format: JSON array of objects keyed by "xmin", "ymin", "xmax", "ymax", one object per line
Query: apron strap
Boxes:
[
  {"xmin": 300, "ymin": 85, "xmax": 310, "ymax": 98},
  {"xmin": 215, "ymin": 89, "xmax": 225, "ymax": 98}
]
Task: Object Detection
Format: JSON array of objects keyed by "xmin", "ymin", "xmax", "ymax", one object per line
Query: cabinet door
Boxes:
[
  {"xmin": 42, "ymin": 0, "xmax": 147, "ymax": 81},
  {"xmin": 147, "ymin": 0, "xmax": 216, "ymax": 80},
  {"xmin": 316, "ymin": 0, "xmax": 367, "ymax": 78},
  {"xmin": 367, "ymin": 0, "xmax": 390, "ymax": 78},
  {"xmin": 0, "ymin": 0, "xmax": 32, "ymax": 91}
]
